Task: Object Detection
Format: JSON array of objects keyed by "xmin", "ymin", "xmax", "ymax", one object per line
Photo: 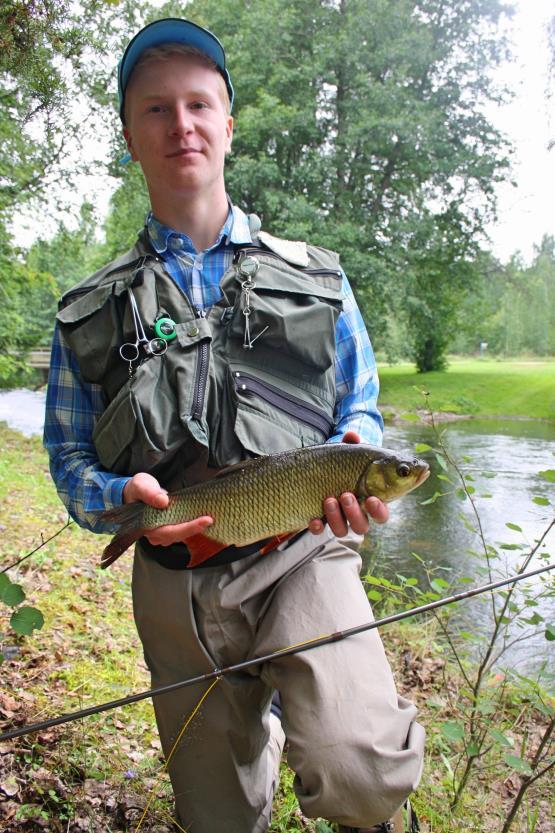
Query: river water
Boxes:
[
  {"xmin": 1, "ymin": 388, "xmax": 554, "ymax": 674},
  {"xmin": 363, "ymin": 419, "xmax": 555, "ymax": 674}
]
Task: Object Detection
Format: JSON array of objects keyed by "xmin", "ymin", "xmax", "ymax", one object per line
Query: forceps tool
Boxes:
[{"xmin": 119, "ymin": 287, "xmax": 167, "ymax": 374}]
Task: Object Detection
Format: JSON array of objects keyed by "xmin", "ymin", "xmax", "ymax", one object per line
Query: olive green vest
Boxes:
[{"xmin": 57, "ymin": 219, "xmax": 343, "ymax": 491}]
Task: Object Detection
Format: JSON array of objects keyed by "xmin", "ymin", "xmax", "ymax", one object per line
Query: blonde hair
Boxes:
[{"xmin": 126, "ymin": 43, "xmax": 231, "ymax": 116}]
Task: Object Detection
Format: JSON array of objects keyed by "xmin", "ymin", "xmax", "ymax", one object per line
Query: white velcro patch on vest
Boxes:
[{"xmin": 257, "ymin": 230, "xmax": 310, "ymax": 268}]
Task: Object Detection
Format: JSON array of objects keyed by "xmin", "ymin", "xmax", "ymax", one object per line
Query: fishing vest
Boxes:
[{"xmin": 57, "ymin": 217, "xmax": 344, "ymax": 495}]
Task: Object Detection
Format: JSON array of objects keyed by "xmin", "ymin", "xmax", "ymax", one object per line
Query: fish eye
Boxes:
[{"xmin": 396, "ymin": 463, "xmax": 411, "ymax": 478}]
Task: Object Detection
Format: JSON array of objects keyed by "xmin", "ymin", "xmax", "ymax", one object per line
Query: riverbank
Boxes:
[
  {"xmin": 378, "ymin": 357, "xmax": 555, "ymax": 422},
  {"xmin": 1, "ymin": 427, "xmax": 553, "ymax": 832}
]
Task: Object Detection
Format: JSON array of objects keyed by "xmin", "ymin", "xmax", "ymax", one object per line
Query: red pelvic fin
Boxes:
[
  {"xmin": 186, "ymin": 535, "xmax": 228, "ymax": 568},
  {"xmin": 259, "ymin": 532, "xmax": 296, "ymax": 555}
]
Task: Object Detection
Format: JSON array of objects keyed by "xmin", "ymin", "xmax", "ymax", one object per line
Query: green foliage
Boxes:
[
  {"xmin": 103, "ymin": 0, "xmax": 514, "ymax": 371},
  {"xmin": 0, "ymin": 571, "xmax": 44, "ymax": 645},
  {"xmin": 451, "ymin": 236, "xmax": 555, "ymax": 358}
]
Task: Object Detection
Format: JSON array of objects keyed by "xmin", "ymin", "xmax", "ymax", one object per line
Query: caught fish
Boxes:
[{"xmin": 101, "ymin": 443, "xmax": 430, "ymax": 569}]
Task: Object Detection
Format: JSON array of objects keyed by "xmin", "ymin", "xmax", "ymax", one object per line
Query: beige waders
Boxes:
[{"xmin": 132, "ymin": 528, "xmax": 425, "ymax": 832}]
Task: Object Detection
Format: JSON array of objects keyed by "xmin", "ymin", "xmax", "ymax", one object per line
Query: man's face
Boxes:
[{"xmin": 123, "ymin": 53, "xmax": 233, "ymax": 203}]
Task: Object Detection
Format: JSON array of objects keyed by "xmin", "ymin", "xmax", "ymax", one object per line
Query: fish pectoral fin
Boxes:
[{"xmin": 186, "ymin": 535, "xmax": 228, "ymax": 568}]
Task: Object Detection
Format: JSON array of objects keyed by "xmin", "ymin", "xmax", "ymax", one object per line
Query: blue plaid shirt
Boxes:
[{"xmin": 44, "ymin": 204, "xmax": 383, "ymax": 533}]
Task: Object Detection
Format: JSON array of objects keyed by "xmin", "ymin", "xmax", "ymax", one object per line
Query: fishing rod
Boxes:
[{"xmin": 1, "ymin": 560, "xmax": 554, "ymax": 743}]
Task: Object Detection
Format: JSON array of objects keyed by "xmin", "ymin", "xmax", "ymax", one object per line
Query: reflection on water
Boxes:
[{"xmin": 363, "ymin": 419, "xmax": 555, "ymax": 673}]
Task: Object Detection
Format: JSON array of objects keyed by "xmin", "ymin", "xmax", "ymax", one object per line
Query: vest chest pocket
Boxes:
[
  {"xmin": 225, "ymin": 366, "xmax": 334, "ymax": 460},
  {"xmin": 225, "ymin": 268, "xmax": 343, "ymax": 372},
  {"xmin": 92, "ymin": 358, "xmax": 186, "ymax": 475}
]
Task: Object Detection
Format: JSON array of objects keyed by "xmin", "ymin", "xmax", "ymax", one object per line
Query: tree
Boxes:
[
  {"xmin": 0, "ymin": 0, "xmax": 151, "ymax": 382},
  {"xmin": 172, "ymin": 0, "xmax": 515, "ymax": 370}
]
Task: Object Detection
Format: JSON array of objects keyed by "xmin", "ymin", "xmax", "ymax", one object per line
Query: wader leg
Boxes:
[
  {"xmin": 132, "ymin": 552, "xmax": 283, "ymax": 833},
  {"xmin": 253, "ymin": 533, "xmax": 426, "ymax": 828}
]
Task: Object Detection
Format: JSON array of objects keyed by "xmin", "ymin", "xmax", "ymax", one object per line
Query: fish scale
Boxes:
[
  {"xmin": 101, "ymin": 443, "xmax": 430, "ymax": 568},
  {"xmin": 140, "ymin": 444, "xmax": 422, "ymax": 546}
]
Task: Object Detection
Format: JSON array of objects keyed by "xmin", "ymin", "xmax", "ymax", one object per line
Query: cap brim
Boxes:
[{"xmin": 118, "ymin": 18, "xmax": 234, "ymax": 118}]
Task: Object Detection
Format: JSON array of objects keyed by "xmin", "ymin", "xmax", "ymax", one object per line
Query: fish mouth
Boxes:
[{"xmin": 416, "ymin": 465, "xmax": 431, "ymax": 486}]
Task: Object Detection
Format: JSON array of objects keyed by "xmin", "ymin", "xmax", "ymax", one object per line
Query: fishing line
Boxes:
[
  {"xmin": 1, "ymin": 559, "xmax": 554, "ymax": 744},
  {"xmin": 133, "ymin": 676, "xmax": 221, "ymax": 833}
]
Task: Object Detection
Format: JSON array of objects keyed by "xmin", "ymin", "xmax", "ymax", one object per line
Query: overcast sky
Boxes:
[
  {"xmin": 12, "ymin": 0, "xmax": 555, "ymax": 265},
  {"xmin": 485, "ymin": 0, "xmax": 555, "ymax": 263}
]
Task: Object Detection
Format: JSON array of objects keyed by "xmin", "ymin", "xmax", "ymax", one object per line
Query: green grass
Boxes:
[{"xmin": 378, "ymin": 357, "xmax": 555, "ymax": 420}]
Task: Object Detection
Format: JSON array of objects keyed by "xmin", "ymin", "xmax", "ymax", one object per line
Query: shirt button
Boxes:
[{"xmin": 170, "ymin": 237, "xmax": 183, "ymax": 250}]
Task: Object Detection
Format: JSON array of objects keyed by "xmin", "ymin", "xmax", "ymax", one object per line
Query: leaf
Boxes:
[
  {"xmin": 489, "ymin": 728, "xmax": 514, "ymax": 748},
  {"xmin": 431, "ymin": 578, "xmax": 449, "ymax": 592},
  {"xmin": 520, "ymin": 613, "xmax": 544, "ymax": 626},
  {"xmin": 435, "ymin": 453, "xmax": 449, "ymax": 472},
  {"xmin": 538, "ymin": 470, "xmax": 555, "ymax": 483},
  {"xmin": 506, "ymin": 523, "xmax": 522, "ymax": 532},
  {"xmin": 546, "ymin": 624, "xmax": 555, "ymax": 642},
  {"xmin": 415, "ymin": 443, "xmax": 433, "ymax": 453},
  {"xmin": 367, "ymin": 589, "xmax": 382, "ymax": 601},
  {"xmin": 456, "ymin": 488, "xmax": 467, "ymax": 501},
  {"xmin": 532, "ymin": 496, "xmax": 550, "ymax": 506},
  {"xmin": 420, "ymin": 491, "xmax": 441, "ymax": 505},
  {"xmin": 441, "ymin": 721, "xmax": 465, "ymax": 742},
  {"xmin": 0, "ymin": 582, "xmax": 25, "ymax": 607},
  {"xmin": 10, "ymin": 606, "xmax": 44, "ymax": 635},
  {"xmin": 504, "ymin": 754, "xmax": 533, "ymax": 776},
  {"xmin": 400, "ymin": 412, "xmax": 420, "ymax": 422}
]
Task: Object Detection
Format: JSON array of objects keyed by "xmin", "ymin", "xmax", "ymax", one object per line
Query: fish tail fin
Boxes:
[{"xmin": 101, "ymin": 502, "xmax": 146, "ymax": 569}]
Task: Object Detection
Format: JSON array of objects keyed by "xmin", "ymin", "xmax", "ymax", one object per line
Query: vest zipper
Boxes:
[
  {"xmin": 236, "ymin": 247, "xmax": 342, "ymax": 279},
  {"xmin": 191, "ymin": 306, "xmax": 209, "ymax": 420},
  {"xmin": 234, "ymin": 371, "xmax": 333, "ymax": 437}
]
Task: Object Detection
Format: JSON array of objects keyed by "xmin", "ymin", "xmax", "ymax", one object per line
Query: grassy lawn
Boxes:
[{"xmin": 378, "ymin": 357, "xmax": 555, "ymax": 421}]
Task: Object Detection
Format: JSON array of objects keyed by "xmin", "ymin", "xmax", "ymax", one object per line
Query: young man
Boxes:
[{"xmin": 44, "ymin": 18, "xmax": 424, "ymax": 833}]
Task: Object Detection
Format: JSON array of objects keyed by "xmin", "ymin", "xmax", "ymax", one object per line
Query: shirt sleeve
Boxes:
[
  {"xmin": 329, "ymin": 271, "xmax": 384, "ymax": 446},
  {"xmin": 43, "ymin": 324, "xmax": 130, "ymax": 533}
]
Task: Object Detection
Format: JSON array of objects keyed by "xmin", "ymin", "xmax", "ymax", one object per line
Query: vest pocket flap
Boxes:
[
  {"xmin": 57, "ymin": 284, "xmax": 114, "ymax": 325},
  {"xmin": 250, "ymin": 269, "xmax": 343, "ymax": 302}
]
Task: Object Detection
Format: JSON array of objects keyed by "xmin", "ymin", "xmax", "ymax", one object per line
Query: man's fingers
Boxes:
[
  {"xmin": 123, "ymin": 473, "xmax": 169, "ymax": 508},
  {"xmin": 339, "ymin": 493, "xmax": 369, "ymax": 535},
  {"xmin": 323, "ymin": 497, "xmax": 349, "ymax": 538},
  {"xmin": 365, "ymin": 496, "xmax": 389, "ymax": 524},
  {"xmin": 144, "ymin": 516, "xmax": 214, "ymax": 547},
  {"xmin": 308, "ymin": 518, "xmax": 326, "ymax": 535},
  {"xmin": 341, "ymin": 430, "xmax": 361, "ymax": 445}
]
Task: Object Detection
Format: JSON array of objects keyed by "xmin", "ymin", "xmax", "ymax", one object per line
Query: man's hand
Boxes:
[
  {"xmin": 123, "ymin": 472, "xmax": 213, "ymax": 547},
  {"xmin": 308, "ymin": 430, "xmax": 389, "ymax": 537}
]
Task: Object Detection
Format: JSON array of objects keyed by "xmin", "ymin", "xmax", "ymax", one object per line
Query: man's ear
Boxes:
[
  {"xmin": 123, "ymin": 127, "xmax": 138, "ymax": 162},
  {"xmin": 225, "ymin": 115, "xmax": 233, "ymax": 155}
]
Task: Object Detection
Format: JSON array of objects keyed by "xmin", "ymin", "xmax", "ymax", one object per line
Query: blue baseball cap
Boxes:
[{"xmin": 118, "ymin": 17, "xmax": 234, "ymax": 122}]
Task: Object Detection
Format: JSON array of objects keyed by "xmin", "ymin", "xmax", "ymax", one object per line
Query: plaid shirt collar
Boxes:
[{"xmin": 146, "ymin": 201, "xmax": 253, "ymax": 256}]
